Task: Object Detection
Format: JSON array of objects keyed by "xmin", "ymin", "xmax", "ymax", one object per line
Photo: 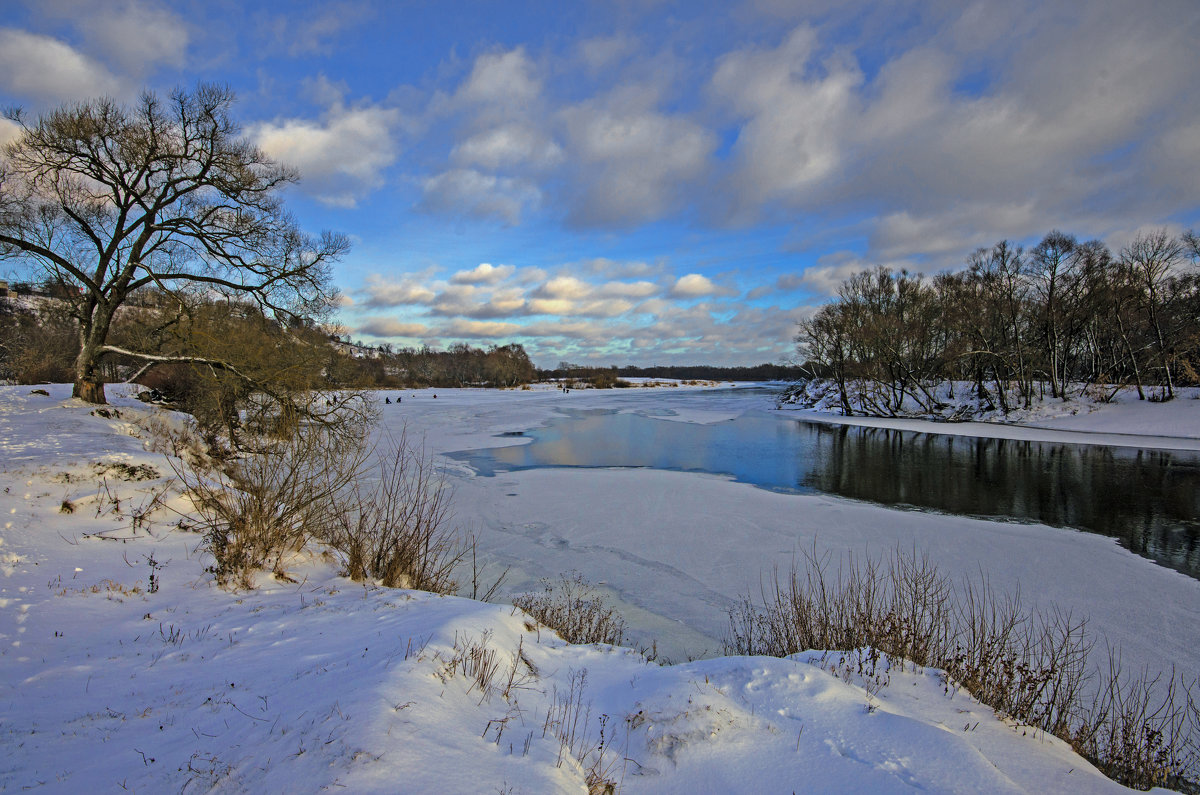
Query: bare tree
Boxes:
[
  {"xmin": 1030, "ymin": 231, "xmax": 1078, "ymax": 399},
  {"xmin": 1122, "ymin": 230, "xmax": 1186, "ymax": 400},
  {"xmin": 0, "ymin": 84, "xmax": 348, "ymax": 403}
]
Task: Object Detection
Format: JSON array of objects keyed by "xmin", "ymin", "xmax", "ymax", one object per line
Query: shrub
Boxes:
[
  {"xmin": 514, "ymin": 573, "xmax": 627, "ymax": 646},
  {"xmin": 321, "ymin": 434, "xmax": 463, "ymax": 593},
  {"xmin": 726, "ymin": 547, "xmax": 1200, "ymax": 791},
  {"xmin": 171, "ymin": 423, "xmax": 367, "ymax": 588}
]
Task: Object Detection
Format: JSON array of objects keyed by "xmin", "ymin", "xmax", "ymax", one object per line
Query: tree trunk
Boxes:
[
  {"xmin": 73, "ymin": 376, "xmax": 107, "ymax": 404},
  {"xmin": 73, "ymin": 315, "xmax": 111, "ymax": 404}
]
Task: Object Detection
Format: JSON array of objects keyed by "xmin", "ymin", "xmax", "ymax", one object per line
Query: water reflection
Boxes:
[{"xmin": 451, "ymin": 410, "xmax": 1200, "ymax": 579}]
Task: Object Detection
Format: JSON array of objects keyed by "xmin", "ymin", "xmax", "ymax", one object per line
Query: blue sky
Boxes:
[{"xmin": 2, "ymin": 1, "xmax": 1198, "ymax": 367}]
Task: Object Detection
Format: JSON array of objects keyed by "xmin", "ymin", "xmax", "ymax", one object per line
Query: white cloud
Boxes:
[
  {"xmin": 357, "ymin": 317, "xmax": 428, "ymax": 338},
  {"xmin": 453, "ymin": 123, "xmax": 563, "ymax": 170},
  {"xmin": 450, "ymin": 263, "xmax": 516, "ymax": 285},
  {"xmin": 361, "ymin": 275, "xmax": 436, "ymax": 308},
  {"xmin": 526, "ymin": 298, "xmax": 575, "ymax": 316},
  {"xmin": 0, "ymin": 117, "xmax": 22, "ymax": 152},
  {"xmin": 432, "ymin": 285, "xmax": 527, "ymax": 318},
  {"xmin": 0, "ymin": 28, "xmax": 121, "ymax": 102},
  {"xmin": 534, "ymin": 276, "xmax": 592, "ymax": 300},
  {"xmin": 458, "ymin": 48, "xmax": 541, "ymax": 108},
  {"xmin": 579, "ymin": 35, "xmax": 637, "ymax": 72},
  {"xmin": 669, "ymin": 273, "xmax": 725, "ymax": 298},
  {"xmin": 712, "ymin": 25, "xmax": 861, "ymax": 215},
  {"xmin": 561, "ymin": 98, "xmax": 716, "ymax": 226},
  {"xmin": 79, "ymin": 0, "xmax": 188, "ymax": 76},
  {"xmin": 252, "ymin": 103, "xmax": 400, "ymax": 207},
  {"xmin": 597, "ymin": 280, "xmax": 658, "ymax": 299},
  {"xmin": 419, "ymin": 168, "xmax": 540, "ymax": 225},
  {"xmin": 443, "ymin": 319, "xmax": 522, "ymax": 338},
  {"xmin": 870, "ymin": 202, "xmax": 1040, "ymax": 263}
]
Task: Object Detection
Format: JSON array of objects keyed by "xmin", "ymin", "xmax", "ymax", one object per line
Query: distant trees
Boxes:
[
  {"xmin": 0, "ymin": 85, "xmax": 347, "ymax": 404},
  {"xmin": 382, "ymin": 342, "xmax": 535, "ymax": 388},
  {"xmin": 798, "ymin": 229, "xmax": 1200, "ymax": 415}
]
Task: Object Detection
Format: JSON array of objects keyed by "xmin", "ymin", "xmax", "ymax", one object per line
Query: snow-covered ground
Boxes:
[{"xmin": 2, "ymin": 382, "xmax": 1196, "ymax": 792}]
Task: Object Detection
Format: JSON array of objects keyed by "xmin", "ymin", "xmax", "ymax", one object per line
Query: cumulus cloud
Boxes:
[
  {"xmin": 0, "ymin": 28, "xmax": 121, "ymax": 102},
  {"xmin": 252, "ymin": 102, "xmax": 400, "ymax": 207},
  {"xmin": 450, "ymin": 263, "xmax": 516, "ymax": 285},
  {"xmin": 669, "ymin": 273, "xmax": 729, "ymax": 298},
  {"xmin": 453, "ymin": 123, "xmax": 563, "ymax": 170},
  {"xmin": 76, "ymin": 0, "xmax": 188, "ymax": 76},
  {"xmin": 419, "ymin": 168, "xmax": 541, "ymax": 225},
  {"xmin": 361, "ymin": 275, "xmax": 436, "ymax": 308},
  {"xmin": 26, "ymin": 0, "xmax": 189, "ymax": 80},
  {"xmin": 432, "ymin": 285, "xmax": 527, "ymax": 318},
  {"xmin": 357, "ymin": 317, "xmax": 428, "ymax": 338},
  {"xmin": 0, "ymin": 116, "xmax": 22, "ymax": 151},
  {"xmin": 458, "ymin": 48, "xmax": 541, "ymax": 108},
  {"xmin": 561, "ymin": 97, "xmax": 717, "ymax": 227},
  {"xmin": 533, "ymin": 276, "xmax": 592, "ymax": 300},
  {"xmin": 443, "ymin": 319, "xmax": 522, "ymax": 338},
  {"xmin": 712, "ymin": 26, "xmax": 860, "ymax": 217},
  {"xmin": 870, "ymin": 203, "xmax": 1040, "ymax": 263}
]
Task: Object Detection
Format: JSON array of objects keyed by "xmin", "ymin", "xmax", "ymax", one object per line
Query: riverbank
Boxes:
[{"xmin": 777, "ymin": 380, "xmax": 1200, "ymax": 451}]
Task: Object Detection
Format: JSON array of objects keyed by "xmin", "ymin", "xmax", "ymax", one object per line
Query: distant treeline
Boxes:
[
  {"xmin": 541, "ymin": 362, "xmax": 805, "ymax": 383},
  {"xmin": 800, "ymin": 229, "xmax": 1200, "ymax": 415},
  {"xmin": 0, "ymin": 292, "xmax": 536, "ymax": 396}
]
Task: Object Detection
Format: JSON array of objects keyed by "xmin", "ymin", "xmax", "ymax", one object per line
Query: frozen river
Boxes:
[
  {"xmin": 377, "ymin": 385, "xmax": 1200, "ymax": 671},
  {"xmin": 452, "ymin": 403, "xmax": 1200, "ymax": 579}
]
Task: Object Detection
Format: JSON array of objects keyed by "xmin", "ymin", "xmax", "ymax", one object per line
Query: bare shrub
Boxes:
[
  {"xmin": 321, "ymin": 433, "xmax": 462, "ymax": 593},
  {"xmin": 726, "ymin": 547, "xmax": 1200, "ymax": 790},
  {"xmin": 169, "ymin": 423, "xmax": 367, "ymax": 588},
  {"xmin": 168, "ymin": 415, "xmax": 467, "ymax": 595},
  {"xmin": 514, "ymin": 573, "xmax": 627, "ymax": 647},
  {"xmin": 1072, "ymin": 653, "xmax": 1200, "ymax": 791}
]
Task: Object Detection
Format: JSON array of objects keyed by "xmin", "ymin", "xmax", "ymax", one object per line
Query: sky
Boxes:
[{"xmin": 1, "ymin": 0, "xmax": 1198, "ymax": 368}]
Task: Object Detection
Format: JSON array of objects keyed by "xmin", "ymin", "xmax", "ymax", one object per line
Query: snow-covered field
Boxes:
[{"xmin": 2, "ymin": 381, "xmax": 1197, "ymax": 792}]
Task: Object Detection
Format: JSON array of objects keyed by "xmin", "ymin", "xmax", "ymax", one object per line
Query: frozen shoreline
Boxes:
[{"xmin": 774, "ymin": 381, "xmax": 1200, "ymax": 450}]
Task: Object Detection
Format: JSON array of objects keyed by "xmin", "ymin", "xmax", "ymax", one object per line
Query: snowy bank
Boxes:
[
  {"xmin": 0, "ymin": 384, "xmax": 1160, "ymax": 792},
  {"xmin": 777, "ymin": 380, "xmax": 1200, "ymax": 451}
]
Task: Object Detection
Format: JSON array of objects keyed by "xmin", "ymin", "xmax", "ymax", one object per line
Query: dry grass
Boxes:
[
  {"xmin": 514, "ymin": 573, "xmax": 627, "ymax": 647},
  {"xmin": 725, "ymin": 546, "xmax": 1200, "ymax": 791},
  {"xmin": 167, "ymin": 412, "xmax": 466, "ymax": 594},
  {"xmin": 321, "ymin": 433, "xmax": 461, "ymax": 593}
]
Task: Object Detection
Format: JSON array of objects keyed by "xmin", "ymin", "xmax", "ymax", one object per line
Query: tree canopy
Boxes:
[{"xmin": 0, "ymin": 84, "xmax": 348, "ymax": 403}]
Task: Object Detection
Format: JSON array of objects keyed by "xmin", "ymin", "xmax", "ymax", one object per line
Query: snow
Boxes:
[
  {"xmin": 779, "ymin": 380, "xmax": 1200, "ymax": 451},
  {"xmin": 1, "ymin": 382, "xmax": 1194, "ymax": 792}
]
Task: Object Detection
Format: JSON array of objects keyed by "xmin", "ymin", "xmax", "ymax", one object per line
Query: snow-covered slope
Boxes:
[{"xmin": 0, "ymin": 385, "xmax": 1166, "ymax": 792}]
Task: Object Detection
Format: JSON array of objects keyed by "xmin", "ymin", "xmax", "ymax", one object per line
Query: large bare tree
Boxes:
[{"xmin": 0, "ymin": 84, "xmax": 348, "ymax": 403}]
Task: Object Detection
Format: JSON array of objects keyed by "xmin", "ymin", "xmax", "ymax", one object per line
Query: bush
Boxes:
[
  {"xmin": 168, "ymin": 410, "xmax": 467, "ymax": 595},
  {"xmin": 172, "ymin": 423, "xmax": 367, "ymax": 588},
  {"xmin": 322, "ymin": 434, "xmax": 463, "ymax": 592},
  {"xmin": 726, "ymin": 547, "xmax": 1200, "ymax": 791},
  {"xmin": 514, "ymin": 573, "xmax": 627, "ymax": 646}
]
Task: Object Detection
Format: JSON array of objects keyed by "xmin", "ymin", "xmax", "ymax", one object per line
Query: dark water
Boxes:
[{"xmin": 450, "ymin": 409, "xmax": 1200, "ymax": 580}]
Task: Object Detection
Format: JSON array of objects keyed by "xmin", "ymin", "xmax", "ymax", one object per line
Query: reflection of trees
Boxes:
[{"xmin": 801, "ymin": 424, "xmax": 1200, "ymax": 577}]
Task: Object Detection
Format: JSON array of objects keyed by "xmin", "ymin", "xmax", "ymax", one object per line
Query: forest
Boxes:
[{"xmin": 798, "ymin": 229, "xmax": 1200, "ymax": 416}]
